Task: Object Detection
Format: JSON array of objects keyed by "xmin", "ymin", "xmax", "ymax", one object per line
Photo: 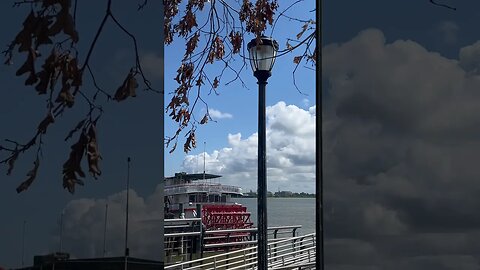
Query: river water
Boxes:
[{"xmin": 232, "ymin": 197, "xmax": 316, "ymax": 235}]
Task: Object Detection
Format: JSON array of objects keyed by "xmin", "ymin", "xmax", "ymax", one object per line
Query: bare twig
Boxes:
[{"xmin": 430, "ymin": 0, "xmax": 456, "ymax": 10}]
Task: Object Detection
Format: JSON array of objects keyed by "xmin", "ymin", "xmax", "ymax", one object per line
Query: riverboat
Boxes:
[{"xmin": 164, "ymin": 172, "xmax": 253, "ymax": 230}]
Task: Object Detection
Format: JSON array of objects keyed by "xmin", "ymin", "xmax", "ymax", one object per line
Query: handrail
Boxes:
[
  {"xmin": 165, "ymin": 183, "xmax": 243, "ymax": 195},
  {"xmin": 164, "ymin": 218, "xmax": 202, "ymax": 223},
  {"xmin": 203, "ymin": 225, "xmax": 302, "ymax": 234},
  {"xmin": 164, "ymin": 232, "xmax": 316, "ymax": 270},
  {"xmin": 164, "ymin": 231, "xmax": 202, "ymax": 237}
]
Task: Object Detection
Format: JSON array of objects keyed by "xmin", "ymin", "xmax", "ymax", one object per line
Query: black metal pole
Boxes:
[
  {"xmin": 257, "ymin": 78, "xmax": 268, "ymax": 270},
  {"xmin": 59, "ymin": 211, "xmax": 64, "ymax": 252},
  {"xmin": 316, "ymin": 1, "xmax": 324, "ymax": 269},
  {"xmin": 21, "ymin": 220, "xmax": 26, "ymax": 267},
  {"xmin": 103, "ymin": 203, "xmax": 108, "ymax": 257},
  {"xmin": 125, "ymin": 157, "xmax": 131, "ymax": 270}
]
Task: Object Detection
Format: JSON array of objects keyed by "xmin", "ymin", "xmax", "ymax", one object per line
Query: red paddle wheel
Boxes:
[
  {"xmin": 202, "ymin": 204, "xmax": 253, "ymax": 230},
  {"xmin": 202, "ymin": 204, "xmax": 253, "ymax": 248}
]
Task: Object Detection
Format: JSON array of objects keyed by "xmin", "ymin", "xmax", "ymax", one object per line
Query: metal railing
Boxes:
[
  {"xmin": 165, "ymin": 183, "xmax": 243, "ymax": 196},
  {"xmin": 164, "ymin": 232, "xmax": 316, "ymax": 270},
  {"xmin": 164, "ymin": 218, "xmax": 203, "ymax": 263},
  {"xmin": 202, "ymin": 225, "xmax": 302, "ymax": 251}
]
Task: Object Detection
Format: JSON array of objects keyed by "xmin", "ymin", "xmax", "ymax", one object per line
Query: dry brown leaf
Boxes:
[
  {"xmin": 128, "ymin": 75, "xmax": 138, "ymax": 97},
  {"xmin": 15, "ymin": 49, "xmax": 35, "ymax": 76},
  {"xmin": 63, "ymin": 131, "xmax": 88, "ymax": 184},
  {"xmin": 62, "ymin": 171, "xmax": 84, "ymax": 194},
  {"xmin": 200, "ymin": 113, "xmax": 208, "ymax": 124},
  {"xmin": 87, "ymin": 124, "xmax": 102, "ymax": 178},
  {"xmin": 37, "ymin": 111, "xmax": 55, "ymax": 134},
  {"xmin": 213, "ymin": 77, "xmax": 219, "ymax": 89},
  {"xmin": 16, "ymin": 157, "xmax": 40, "ymax": 193},
  {"xmin": 184, "ymin": 131, "xmax": 196, "ymax": 153},
  {"xmin": 55, "ymin": 83, "xmax": 75, "ymax": 107},
  {"xmin": 63, "ymin": 13, "xmax": 79, "ymax": 43},
  {"xmin": 293, "ymin": 56, "xmax": 302, "ymax": 64},
  {"xmin": 7, "ymin": 150, "xmax": 19, "ymax": 176},
  {"xmin": 185, "ymin": 32, "xmax": 200, "ymax": 58},
  {"xmin": 114, "ymin": 71, "xmax": 137, "ymax": 101},
  {"xmin": 15, "ymin": 11, "xmax": 36, "ymax": 52}
]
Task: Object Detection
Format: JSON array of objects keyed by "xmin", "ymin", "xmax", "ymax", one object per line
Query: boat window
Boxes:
[{"xmin": 189, "ymin": 195, "xmax": 195, "ymax": 203}]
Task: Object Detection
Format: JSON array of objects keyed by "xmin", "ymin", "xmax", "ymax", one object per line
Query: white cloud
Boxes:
[
  {"xmin": 209, "ymin": 108, "xmax": 233, "ymax": 119},
  {"xmin": 322, "ymin": 28, "xmax": 480, "ymax": 269},
  {"xmin": 140, "ymin": 52, "xmax": 163, "ymax": 80},
  {"xmin": 56, "ymin": 187, "xmax": 164, "ymax": 260},
  {"xmin": 459, "ymin": 41, "xmax": 480, "ymax": 75},
  {"xmin": 182, "ymin": 101, "xmax": 316, "ymax": 193}
]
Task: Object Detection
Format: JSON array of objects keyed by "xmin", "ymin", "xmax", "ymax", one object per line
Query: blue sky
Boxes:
[
  {"xmin": 4, "ymin": 0, "xmax": 480, "ymax": 269},
  {"xmin": 0, "ymin": 0, "xmax": 315, "ymax": 268},
  {"xmin": 163, "ymin": 0, "xmax": 316, "ymax": 193}
]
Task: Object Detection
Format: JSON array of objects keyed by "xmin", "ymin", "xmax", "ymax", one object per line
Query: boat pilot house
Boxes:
[{"xmin": 164, "ymin": 172, "xmax": 253, "ymax": 230}]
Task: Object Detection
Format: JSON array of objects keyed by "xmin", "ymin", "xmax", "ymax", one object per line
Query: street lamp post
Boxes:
[{"xmin": 247, "ymin": 36, "xmax": 279, "ymax": 270}]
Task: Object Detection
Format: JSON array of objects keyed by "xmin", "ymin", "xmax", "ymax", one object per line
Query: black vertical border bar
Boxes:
[
  {"xmin": 159, "ymin": 1, "xmax": 165, "ymax": 266},
  {"xmin": 315, "ymin": 0, "xmax": 323, "ymax": 269}
]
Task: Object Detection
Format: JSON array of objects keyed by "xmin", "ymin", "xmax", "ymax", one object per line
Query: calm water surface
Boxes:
[{"xmin": 232, "ymin": 197, "xmax": 316, "ymax": 235}]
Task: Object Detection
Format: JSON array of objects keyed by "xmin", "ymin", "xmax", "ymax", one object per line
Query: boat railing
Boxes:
[
  {"xmin": 164, "ymin": 218, "xmax": 203, "ymax": 263},
  {"xmin": 202, "ymin": 225, "xmax": 302, "ymax": 250},
  {"xmin": 164, "ymin": 232, "xmax": 316, "ymax": 269},
  {"xmin": 165, "ymin": 183, "xmax": 242, "ymax": 195},
  {"xmin": 164, "ymin": 221, "xmax": 303, "ymax": 265}
]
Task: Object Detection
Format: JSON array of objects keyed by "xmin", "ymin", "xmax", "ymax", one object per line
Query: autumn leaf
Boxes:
[
  {"xmin": 229, "ymin": 31, "xmax": 243, "ymax": 54},
  {"xmin": 293, "ymin": 56, "xmax": 302, "ymax": 64},
  {"xmin": 16, "ymin": 48, "xmax": 36, "ymax": 76},
  {"xmin": 14, "ymin": 11, "xmax": 37, "ymax": 52},
  {"xmin": 286, "ymin": 41, "xmax": 293, "ymax": 51},
  {"xmin": 16, "ymin": 48, "xmax": 38, "ymax": 86},
  {"xmin": 200, "ymin": 113, "xmax": 208, "ymax": 124},
  {"xmin": 195, "ymin": 76, "xmax": 204, "ymax": 86},
  {"xmin": 55, "ymin": 82, "xmax": 75, "ymax": 107},
  {"xmin": 176, "ymin": 9, "xmax": 198, "ymax": 37},
  {"xmin": 37, "ymin": 111, "xmax": 55, "ymax": 134},
  {"xmin": 16, "ymin": 157, "xmax": 40, "ymax": 193},
  {"xmin": 63, "ymin": 12, "xmax": 79, "ymax": 43},
  {"xmin": 34, "ymin": 15, "xmax": 54, "ymax": 48},
  {"xmin": 86, "ymin": 124, "xmax": 102, "ymax": 178},
  {"xmin": 128, "ymin": 75, "xmax": 138, "ymax": 97},
  {"xmin": 63, "ymin": 171, "xmax": 84, "ymax": 194},
  {"xmin": 7, "ymin": 150, "xmax": 19, "ymax": 176},
  {"xmin": 35, "ymin": 49, "xmax": 59, "ymax": 94},
  {"xmin": 63, "ymin": 131, "xmax": 88, "ymax": 186},
  {"xmin": 296, "ymin": 22, "xmax": 309, "ymax": 40},
  {"xmin": 184, "ymin": 131, "xmax": 196, "ymax": 153},
  {"xmin": 169, "ymin": 142, "xmax": 178, "ymax": 154},
  {"xmin": 114, "ymin": 70, "xmax": 138, "ymax": 101},
  {"xmin": 214, "ymin": 36, "xmax": 225, "ymax": 60},
  {"xmin": 184, "ymin": 32, "xmax": 200, "ymax": 59}
]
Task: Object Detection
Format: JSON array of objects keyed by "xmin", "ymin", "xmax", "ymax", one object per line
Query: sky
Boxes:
[
  {"xmin": 0, "ymin": 1, "xmax": 165, "ymax": 267},
  {"xmin": 322, "ymin": 0, "xmax": 480, "ymax": 269},
  {"xmin": 3, "ymin": 0, "xmax": 480, "ymax": 269},
  {"xmin": 0, "ymin": 0, "xmax": 314, "ymax": 268},
  {"xmin": 163, "ymin": 1, "xmax": 317, "ymax": 193}
]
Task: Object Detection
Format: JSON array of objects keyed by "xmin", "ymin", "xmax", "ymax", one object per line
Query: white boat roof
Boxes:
[{"xmin": 165, "ymin": 172, "xmax": 222, "ymax": 181}]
